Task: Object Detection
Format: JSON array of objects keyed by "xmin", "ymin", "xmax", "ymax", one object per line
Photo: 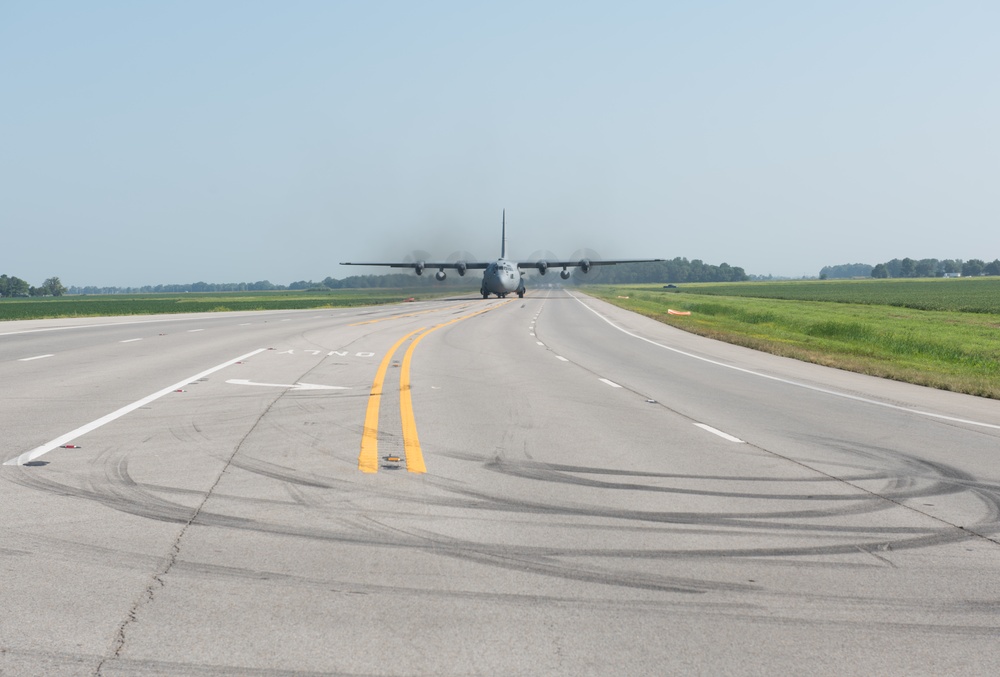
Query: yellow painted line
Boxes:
[
  {"xmin": 360, "ymin": 299, "xmax": 512, "ymax": 474},
  {"xmin": 398, "ymin": 301, "xmax": 511, "ymax": 473},
  {"xmin": 359, "ymin": 328, "xmax": 424, "ymax": 473},
  {"xmin": 349, "ymin": 302, "xmax": 473, "ymax": 327},
  {"xmin": 399, "ymin": 332, "xmax": 426, "ymax": 473}
]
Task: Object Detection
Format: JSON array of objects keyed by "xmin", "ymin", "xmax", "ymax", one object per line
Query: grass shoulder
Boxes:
[
  {"xmin": 588, "ymin": 281, "xmax": 1000, "ymax": 399},
  {"xmin": 0, "ymin": 288, "xmax": 451, "ymax": 321}
]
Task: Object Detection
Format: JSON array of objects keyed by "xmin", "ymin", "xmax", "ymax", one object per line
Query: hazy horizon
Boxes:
[{"xmin": 3, "ymin": 2, "xmax": 998, "ymax": 288}]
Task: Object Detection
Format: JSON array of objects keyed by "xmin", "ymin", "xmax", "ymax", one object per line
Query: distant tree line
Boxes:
[
  {"xmin": 870, "ymin": 258, "xmax": 1000, "ymax": 278},
  {"xmin": 587, "ymin": 258, "xmax": 747, "ymax": 284},
  {"xmin": 60, "ymin": 275, "xmax": 461, "ymax": 294},
  {"xmin": 0, "ymin": 275, "xmax": 67, "ymax": 297},
  {"xmin": 67, "ymin": 280, "xmax": 285, "ymax": 294},
  {"xmin": 821, "ymin": 258, "xmax": 1000, "ymax": 279},
  {"xmin": 819, "ymin": 263, "xmax": 873, "ymax": 279},
  {"xmin": 4, "ymin": 258, "xmax": 747, "ymax": 298},
  {"xmin": 303, "ymin": 259, "xmax": 748, "ymax": 287}
]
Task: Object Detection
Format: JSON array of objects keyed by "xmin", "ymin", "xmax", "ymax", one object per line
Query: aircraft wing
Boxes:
[
  {"xmin": 514, "ymin": 258, "xmax": 664, "ymax": 272},
  {"xmin": 340, "ymin": 261, "xmax": 489, "ymax": 268},
  {"xmin": 339, "ymin": 261, "xmax": 489, "ymax": 274}
]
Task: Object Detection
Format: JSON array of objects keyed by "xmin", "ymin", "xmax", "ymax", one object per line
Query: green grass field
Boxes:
[
  {"xmin": 0, "ymin": 288, "xmax": 441, "ymax": 321},
  {"xmin": 653, "ymin": 277, "xmax": 1000, "ymax": 312},
  {"xmin": 588, "ymin": 278, "xmax": 1000, "ymax": 399}
]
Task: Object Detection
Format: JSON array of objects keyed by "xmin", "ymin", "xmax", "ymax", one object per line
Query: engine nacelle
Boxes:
[
  {"xmin": 537, "ymin": 261, "xmax": 548, "ymax": 275},
  {"xmin": 456, "ymin": 262, "xmax": 467, "ymax": 276},
  {"xmin": 579, "ymin": 258, "xmax": 592, "ymax": 274},
  {"xmin": 560, "ymin": 269, "xmax": 571, "ymax": 280},
  {"xmin": 435, "ymin": 270, "xmax": 447, "ymax": 281},
  {"xmin": 414, "ymin": 262, "xmax": 425, "ymax": 275}
]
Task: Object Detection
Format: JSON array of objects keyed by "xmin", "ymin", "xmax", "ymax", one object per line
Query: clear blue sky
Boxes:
[{"xmin": 2, "ymin": 1, "xmax": 998, "ymax": 287}]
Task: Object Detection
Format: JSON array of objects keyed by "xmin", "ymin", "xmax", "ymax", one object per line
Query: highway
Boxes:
[{"xmin": 2, "ymin": 290, "xmax": 999, "ymax": 676}]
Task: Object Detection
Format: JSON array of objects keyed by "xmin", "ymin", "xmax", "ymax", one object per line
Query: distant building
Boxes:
[{"xmin": 943, "ymin": 273, "xmax": 961, "ymax": 278}]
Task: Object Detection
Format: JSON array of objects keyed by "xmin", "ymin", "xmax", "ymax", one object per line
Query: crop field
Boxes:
[
  {"xmin": 589, "ymin": 278, "xmax": 1000, "ymax": 399},
  {"xmin": 661, "ymin": 277, "xmax": 1000, "ymax": 313},
  {"xmin": 0, "ymin": 288, "xmax": 443, "ymax": 321}
]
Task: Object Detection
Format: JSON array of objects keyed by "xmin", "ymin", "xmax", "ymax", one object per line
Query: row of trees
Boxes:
[
  {"xmin": 68, "ymin": 280, "xmax": 283, "ymax": 294},
  {"xmin": 6, "ymin": 258, "xmax": 747, "ymax": 297},
  {"xmin": 293, "ymin": 258, "xmax": 748, "ymax": 288},
  {"xmin": 821, "ymin": 259, "xmax": 1000, "ymax": 279},
  {"xmin": 0, "ymin": 275, "xmax": 67, "ymax": 297},
  {"xmin": 589, "ymin": 258, "xmax": 747, "ymax": 284},
  {"xmin": 871, "ymin": 258, "xmax": 1000, "ymax": 278}
]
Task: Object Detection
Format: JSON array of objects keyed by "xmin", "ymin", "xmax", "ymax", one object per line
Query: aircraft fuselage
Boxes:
[{"xmin": 481, "ymin": 258, "xmax": 525, "ymax": 298}]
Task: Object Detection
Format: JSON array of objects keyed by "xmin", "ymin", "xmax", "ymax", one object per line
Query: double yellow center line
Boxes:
[
  {"xmin": 358, "ymin": 302, "xmax": 508, "ymax": 473},
  {"xmin": 349, "ymin": 301, "xmax": 473, "ymax": 327}
]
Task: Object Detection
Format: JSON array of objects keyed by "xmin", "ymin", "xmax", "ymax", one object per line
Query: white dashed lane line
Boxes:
[
  {"xmin": 531, "ymin": 316, "xmax": 624, "ymax": 388},
  {"xmin": 4, "ymin": 348, "xmax": 268, "ymax": 466},
  {"xmin": 694, "ymin": 423, "xmax": 746, "ymax": 443},
  {"xmin": 18, "ymin": 354, "xmax": 54, "ymax": 362}
]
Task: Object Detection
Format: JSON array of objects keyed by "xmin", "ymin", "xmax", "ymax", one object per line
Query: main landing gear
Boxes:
[{"xmin": 480, "ymin": 289, "xmax": 525, "ymax": 299}]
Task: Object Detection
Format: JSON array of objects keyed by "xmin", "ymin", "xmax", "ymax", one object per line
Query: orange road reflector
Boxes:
[
  {"xmin": 385, "ymin": 456, "xmax": 401, "ymax": 463},
  {"xmin": 60, "ymin": 444, "xmax": 80, "ymax": 449}
]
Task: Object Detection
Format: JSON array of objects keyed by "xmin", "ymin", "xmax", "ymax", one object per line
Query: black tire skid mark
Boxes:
[
  {"xmin": 483, "ymin": 455, "xmax": 913, "ymax": 502},
  {"xmin": 353, "ymin": 514, "xmax": 757, "ymax": 595},
  {"xmin": 411, "ymin": 465, "xmax": 976, "ymax": 558}
]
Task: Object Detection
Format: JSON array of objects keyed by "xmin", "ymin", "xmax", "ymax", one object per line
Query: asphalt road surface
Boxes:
[{"xmin": 2, "ymin": 290, "xmax": 999, "ymax": 676}]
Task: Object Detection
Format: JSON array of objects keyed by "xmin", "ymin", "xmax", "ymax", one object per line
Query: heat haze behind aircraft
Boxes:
[{"xmin": 340, "ymin": 211, "xmax": 663, "ymax": 298}]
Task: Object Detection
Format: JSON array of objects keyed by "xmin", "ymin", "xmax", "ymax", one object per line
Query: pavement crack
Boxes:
[{"xmin": 92, "ymin": 394, "xmax": 284, "ymax": 677}]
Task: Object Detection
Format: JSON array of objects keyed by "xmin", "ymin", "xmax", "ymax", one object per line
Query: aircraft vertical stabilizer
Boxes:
[{"xmin": 501, "ymin": 209, "xmax": 506, "ymax": 259}]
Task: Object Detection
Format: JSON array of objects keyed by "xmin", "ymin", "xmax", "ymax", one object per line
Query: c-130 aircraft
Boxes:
[{"xmin": 340, "ymin": 211, "xmax": 663, "ymax": 299}]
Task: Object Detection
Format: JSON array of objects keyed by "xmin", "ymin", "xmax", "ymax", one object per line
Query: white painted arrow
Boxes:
[{"xmin": 226, "ymin": 379, "xmax": 350, "ymax": 391}]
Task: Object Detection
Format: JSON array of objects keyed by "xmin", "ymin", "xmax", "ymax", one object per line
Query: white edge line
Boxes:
[
  {"xmin": 567, "ymin": 291, "xmax": 1000, "ymax": 431},
  {"xmin": 4, "ymin": 348, "xmax": 267, "ymax": 466},
  {"xmin": 0, "ymin": 316, "xmax": 208, "ymax": 337},
  {"xmin": 18, "ymin": 354, "xmax": 54, "ymax": 362},
  {"xmin": 694, "ymin": 423, "xmax": 746, "ymax": 443},
  {"xmin": 120, "ymin": 338, "xmax": 143, "ymax": 343}
]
